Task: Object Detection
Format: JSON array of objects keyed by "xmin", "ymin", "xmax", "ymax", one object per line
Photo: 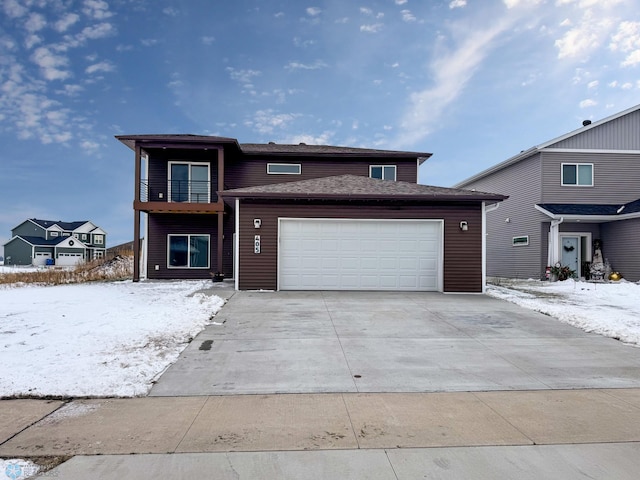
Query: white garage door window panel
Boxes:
[{"xmin": 278, "ymin": 218, "xmax": 442, "ymax": 291}]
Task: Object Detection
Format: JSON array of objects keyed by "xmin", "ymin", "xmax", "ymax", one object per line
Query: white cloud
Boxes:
[
  {"xmin": 57, "ymin": 84, "xmax": 84, "ymax": 96},
  {"xmin": 24, "ymin": 34, "xmax": 42, "ymax": 49},
  {"xmin": 83, "ymin": 0, "xmax": 113, "ymax": 20},
  {"xmin": 55, "ymin": 13, "xmax": 80, "ymax": 32},
  {"xmin": 449, "ymin": 0, "xmax": 467, "ymax": 8},
  {"xmin": 285, "ymin": 60, "xmax": 328, "ymax": 71},
  {"xmin": 162, "ymin": 7, "xmax": 179, "ymax": 16},
  {"xmin": 401, "ymin": 10, "xmax": 416, "ymax": 22},
  {"xmin": 503, "ymin": 0, "xmax": 544, "ymax": 7},
  {"xmin": 282, "ymin": 132, "xmax": 334, "ymax": 145},
  {"xmin": 610, "ymin": 21, "xmax": 640, "ymax": 66},
  {"xmin": 31, "ymin": 47, "xmax": 71, "ymax": 80},
  {"xmin": 81, "ymin": 139, "xmax": 100, "ymax": 152},
  {"xmin": 360, "ymin": 7, "xmax": 373, "ymax": 16},
  {"xmin": 587, "ymin": 80, "xmax": 599, "ymax": 88},
  {"xmin": 394, "ymin": 0, "xmax": 408, "ymax": 5},
  {"xmin": 85, "ymin": 61, "xmax": 115, "ymax": 74},
  {"xmin": 78, "ymin": 22, "xmax": 115, "ymax": 41},
  {"xmin": 579, "ymin": 98, "xmax": 597, "ymax": 107},
  {"xmin": 306, "ymin": 7, "xmax": 321, "ymax": 16},
  {"xmin": 141, "ymin": 38, "xmax": 158, "ymax": 47},
  {"xmin": 2, "ymin": 0, "xmax": 27, "ymax": 18},
  {"xmin": 396, "ymin": 17, "xmax": 513, "ymax": 146},
  {"xmin": 360, "ymin": 23, "xmax": 383, "ymax": 33},
  {"xmin": 226, "ymin": 67, "xmax": 262, "ymax": 85},
  {"xmin": 245, "ymin": 109, "xmax": 302, "ymax": 135},
  {"xmin": 201, "ymin": 36, "xmax": 215, "ymax": 45},
  {"xmin": 621, "ymin": 82, "xmax": 633, "ymax": 89},
  {"xmin": 25, "ymin": 12, "xmax": 47, "ymax": 33}
]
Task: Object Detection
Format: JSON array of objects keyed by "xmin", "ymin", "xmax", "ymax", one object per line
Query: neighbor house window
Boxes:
[
  {"xmin": 94, "ymin": 235, "xmax": 103, "ymax": 245},
  {"xmin": 169, "ymin": 162, "xmax": 210, "ymax": 203},
  {"xmin": 267, "ymin": 163, "xmax": 301, "ymax": 175},
  {"xmin": 512, "ymin": 236, "xmax": 529, "ymax": 246},
  {"xmin": 81, "ymin": 234, "xmax": 87, "ymax": 240},
  {"xmin": 370, "ymin": 165, "xmax": 397, "ymax": 181},
  {"xmin": 50, "ymin": 231, "xmax": 59, "ymax": 237},
  {"xmin": 168, "ymin": 234, "xmax": 210, "ymax": 268},
  {"xmin": 562, "ymin": 163, "xmax": 593, "ymax": 186}
]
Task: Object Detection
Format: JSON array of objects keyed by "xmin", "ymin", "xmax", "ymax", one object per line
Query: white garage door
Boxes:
[
  {"xmin": 57, "ymin": 253, "xmax": 83, "ymax": 266},
  {"xmin": 279, "ymin": 218, "xmax": 442, "ymax": 291},
  {"xmin": 33, "ymin": 252, "xmax": 52, "ymax": 266}
]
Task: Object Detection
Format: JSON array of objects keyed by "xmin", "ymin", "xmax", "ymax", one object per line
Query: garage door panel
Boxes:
[{"xmin": 279, "ymin": 219, "xmax": 441, "ymax": 291}]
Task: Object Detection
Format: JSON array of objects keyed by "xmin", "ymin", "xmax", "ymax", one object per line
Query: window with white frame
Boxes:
[
  {"xmin": 94, "ymin": 235, "xmax": 103, "ymax": 245},
  {"xmin": 50, "ymin": 231, "xmax": 59, "ymax": 237},
  {"xmin": 562, "ymin": 163, "xmax": 593, "ymax": 186},
  {"xmin": 81, "ymin": 233, "xmax": 87, "ymax": 240},
  {"xmin": 168, "ymin": 234, "xmax": 210, "ymax": 268},
  {"xmin": 369, "ymin": 165, "xmax": 397, "ymax": 181},
  {"xmin": 267, "ymin": 163, "xmax": 301, "ymax": 175},
  {"xmin": 169, "ymin": 162, "xmax": 210, "ymax": 203},
  {"xmin": 512, "ymin": 236, "xmax": 529, "ymax": 246}
]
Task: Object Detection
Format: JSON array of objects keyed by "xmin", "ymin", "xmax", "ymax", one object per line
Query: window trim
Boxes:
[
  {"xmin": 94, "ymin": 235, "xmax": 104, "ymax": 245},
  {"xmin": 512, "ymin": 236, "xmax": 529, "ymax": 247},
  {"xmin": 168, "ymin": 161, "xmax": 211, "ymax": 203},
  {"xmin": 50, "ymin": 231, "xmax": 59, "ymax": 237},
  {"xmin": 167, "ymin": 234, "xmax": 210, "ymax": 269},
  {"xmin": 267, "ymin": 163, "xmax": 301, "ymax": 175},
  {"xmin": 561, "ymin": 163, "xmax": 593, "ymax": 187},
  {"xmin": 369, "ymin": 165, "xmax": 397, "ymax": 181}
]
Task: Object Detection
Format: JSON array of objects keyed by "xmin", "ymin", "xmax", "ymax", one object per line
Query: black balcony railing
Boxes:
[{"xmin": 139, "ymin": 180, "xmax": 212, "ymax": 203}]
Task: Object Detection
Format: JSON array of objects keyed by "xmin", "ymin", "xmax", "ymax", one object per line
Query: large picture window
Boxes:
[
  {"xmin": 370, "ymin": 165, "xmax": 397, "ymax": 181},
  {"xmin": 168, "ymin": 234, "xmax": 210, "ymax": 268},
  {"xmin": 169, "ymin": 162, "xmax": 210, "ymax": 203},
  {"xmin": 562, "ymin": 163, "xmax": 593, "ymax": 186}
]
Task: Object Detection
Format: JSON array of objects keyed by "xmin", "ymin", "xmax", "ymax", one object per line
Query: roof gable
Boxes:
[
  {"xmin": 455, "ymin": 103, "xmax": 640, "ymax": 187},
  {"xmin": 222, "ymin": 174, "xmax": 506, "ymax": 202}
]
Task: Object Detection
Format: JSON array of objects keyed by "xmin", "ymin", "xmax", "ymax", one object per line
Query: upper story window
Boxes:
[
  {"xmin": 267, "ymin": 163, "xmax": 301, "ymax": 175},
  {"xmin": 562, "ymin": 163, "xmax": 593, "ymax": 186},
  {"xmin": 169, "ymin": 161, "xmax": 210, "ymax": 203},
  {"xmin": 94, "ymin": 235, "xmax": 104, "ymax": 245},
  {"xmin": 370, "ymin": 165, "xmax": 396, "ymax": 181},
  {"xmin": 50, "ymin": 231, "xmax": 59, "ymax": 237}
]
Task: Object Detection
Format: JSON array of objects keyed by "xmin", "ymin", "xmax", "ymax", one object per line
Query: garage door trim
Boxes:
[{"xmin": 277, "ymin": 217, "xmax": 443, "ymax": 292}]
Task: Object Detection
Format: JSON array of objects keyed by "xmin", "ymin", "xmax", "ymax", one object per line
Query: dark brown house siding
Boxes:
[
  {"xmin": 225, "ymin": 157, "xmax": 418, "ymax": 190},
  {"xmin": 146, "ymin": 213, "xmax": 220, "ymax": 279},
  {"xmin": 236, "ymin": 201, "xmax": 483, "ymax": 292}
]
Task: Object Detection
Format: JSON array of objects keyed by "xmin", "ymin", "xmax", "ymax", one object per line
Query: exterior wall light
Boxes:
[
  {"xmin": 459, "ymin": 221, "xmax": 468, "ymax": 231},
  {"xmin": 254, "ymin": 218, "xmax": 261, "ymax": 228}
]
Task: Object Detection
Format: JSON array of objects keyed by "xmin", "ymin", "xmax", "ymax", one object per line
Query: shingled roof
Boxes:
[
  {"xmin": 537, "ymin": 197, "xmax": 640, "ymax": 217},
  {"xmin": 221, "ymin": 175, "xmax": 506, "ymax": 202}
]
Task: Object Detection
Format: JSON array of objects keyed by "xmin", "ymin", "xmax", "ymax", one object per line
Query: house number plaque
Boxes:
[{"xmin": 254, "ymin": 235, "xmax": 261, "ymax": 254}]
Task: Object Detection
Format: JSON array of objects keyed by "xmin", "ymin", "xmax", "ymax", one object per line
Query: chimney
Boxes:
[{"xmin": 582, "ymin": 120, "xmax": 592, "ymax": 126}]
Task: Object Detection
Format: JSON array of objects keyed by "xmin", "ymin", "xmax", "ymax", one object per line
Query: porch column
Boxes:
[
  {"xmin": 133, "ymin": 143, "xmax": 141, "ymax": 282},
  {"xmin": 216, "ymin": 147, "xmax": 224, "ymax": 275},
  {"xmin": 549, "ymin": 217, "xmax": 564, "ymax": 267}
]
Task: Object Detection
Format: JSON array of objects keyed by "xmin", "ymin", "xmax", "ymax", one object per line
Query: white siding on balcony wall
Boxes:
[
  {"xmin": 462, "ymin": 153, "xmax": 547, "ymax": 279},
  {"xmin": 548, "ymin": 110, "xmax": 640, "ymax": 150},
  {"xmin": 541, "ymin": 152, "xmax": 640, "ymax": 204}
]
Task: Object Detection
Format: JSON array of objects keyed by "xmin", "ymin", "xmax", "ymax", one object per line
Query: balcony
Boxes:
[{"xmin": 135, "ymin": 180, "xmax": 224, "ymax": 213}]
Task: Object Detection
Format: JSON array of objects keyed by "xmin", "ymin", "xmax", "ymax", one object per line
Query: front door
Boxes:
[{"xmin": 560, "ymin": 236, "xmax": 580, "ymax": 275}]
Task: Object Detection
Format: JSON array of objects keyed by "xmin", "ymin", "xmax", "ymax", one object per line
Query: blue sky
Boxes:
[{"xmin": 1, "ymin": 0, "xmax": 640, "ymax": 251}]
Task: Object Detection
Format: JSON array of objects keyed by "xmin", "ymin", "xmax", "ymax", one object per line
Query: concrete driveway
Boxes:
[{"xmin": 150, "ymin": 291, "xmax": 640, "ymax": 396}]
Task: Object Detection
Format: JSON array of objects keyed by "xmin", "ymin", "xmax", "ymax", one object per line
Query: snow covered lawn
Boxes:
[
  {"xmin": 488, "ymin": 279, "xmax": 640, "ymax": 346},
  {"xmin": 0, "ymin": 280, "xmax": 224, "ymax": 397}
]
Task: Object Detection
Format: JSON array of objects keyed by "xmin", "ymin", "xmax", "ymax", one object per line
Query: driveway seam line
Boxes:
[
  {"xmin": 471, "ymin": 392, "xmax": 537, "ymax": 445},
  {"xmin": 173, "ymin": 395, "xmax": 211, "ymax": 453},
  {"xmin": 340, "ymin": 394, "xmax": 361, "ymax": 450},
  {"xmin": 322, "ymin": 292, "xmax": 359, "ymax": 393}
]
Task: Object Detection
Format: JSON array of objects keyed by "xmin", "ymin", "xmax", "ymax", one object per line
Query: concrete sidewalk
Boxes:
[{"xmin": 2, "ymin": 389, "xmax": 640, "ymax": 456}]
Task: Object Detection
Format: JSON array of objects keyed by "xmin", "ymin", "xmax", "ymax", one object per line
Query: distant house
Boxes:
[
  {"xmin": 3, "ymin": 219, "xmax": 107, "ymax": 266},
  {"xmin": 117, "ymin": 134, "xmax": 506, "ymax": 293},
  {"xmin": 455, "ymin": 104, "xmax": 640, "ymax": 281}
]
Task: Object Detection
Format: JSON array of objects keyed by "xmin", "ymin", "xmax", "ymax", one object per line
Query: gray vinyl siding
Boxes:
[
  {"xmin": 460, "ymin": 153, "xmax": 546, "ymax": 279},
  {"xmin": 600, "ymin": 218, "xmax": 640, "ymax": 281},
  {"xmin": 548, "ymin": 110, "xmax": 640, "ymax": 150},
  {"xmin": 11, "ymin": 221, "xmax": 45, "ymax": 238},
  {"xmin": 3, "ymin": 238, "xmax": 33, "ymax": 265},
  {"xmin": 541, "ymin": 152, "xmax": 640, "ymax": 204}
]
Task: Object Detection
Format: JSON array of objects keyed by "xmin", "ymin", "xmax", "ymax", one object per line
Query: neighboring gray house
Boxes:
[
  {"xmin": 455, "ymin": 104, "xmax": 640, "ymax": 281},
  {"xmin": 3, "ymin": 219, "xmax": 107, "ymax": 266}
]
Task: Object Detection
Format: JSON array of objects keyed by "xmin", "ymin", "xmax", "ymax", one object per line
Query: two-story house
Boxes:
[
  {"xmin": 3, "ymin": 219, "xmax": 107, "ymax": 266},
  {"xmin": 116, "ymin": 134, "xmax": 506, "ymax": 293},
  {"xmin": 455, "ymin": 104, "xmax": 640, "ymax": 281}
]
